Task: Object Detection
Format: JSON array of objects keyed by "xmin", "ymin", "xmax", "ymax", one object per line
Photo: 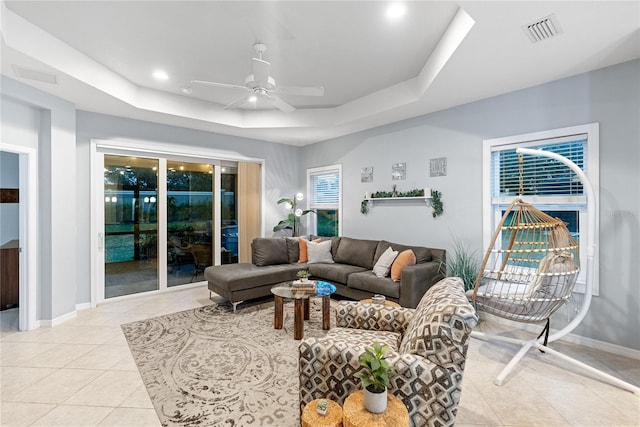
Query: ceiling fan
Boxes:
[{"xmin": 191, "ymin": 43, "xmax": 325, "ymax": 113}]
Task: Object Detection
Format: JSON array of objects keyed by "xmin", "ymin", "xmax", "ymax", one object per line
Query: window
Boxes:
[
  {"xmin": 483, "ymin": 123, "xmax": 599, "ymax": 294},
  {"xmin": 307, "ymin": 164, "xmax": 342, "ymax": 237}
]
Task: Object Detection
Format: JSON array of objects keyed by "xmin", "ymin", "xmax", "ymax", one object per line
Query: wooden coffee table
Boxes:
[{"xmin": 271, "ymin": 281, "xmax": 336, "ymax": 340}]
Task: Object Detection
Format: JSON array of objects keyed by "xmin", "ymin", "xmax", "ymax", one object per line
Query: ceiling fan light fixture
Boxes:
[{"xmin": 248, "ymin": 95, "xmax": 258, "ymax": 103}]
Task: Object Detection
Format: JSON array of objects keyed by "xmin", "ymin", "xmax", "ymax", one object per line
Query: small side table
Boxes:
[
  {"xmin": 301, "ymin": 399, "xmax": 343, "ymax": 427},
  {"xmin": 360, "ymin": 298, "xmax": 401, "ymax": 308},
  {"xmin": 342, "ymin": 390, "xmax": 409, "ymax": 427}
]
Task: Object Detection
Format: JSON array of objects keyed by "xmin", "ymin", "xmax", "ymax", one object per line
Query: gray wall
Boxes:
[
  {"xmin": 302, "ymin": 59, "xmax": 640, "ymax": 351},
  {"xmin": 3, "ymin": 58, "xmax": 639, "ymax": 351},
  {"xmin": 0, "ymin": 151, "xmax": 19, "ymax": 246},
  {"xmin": 1, "ymin": 77, "xmax": 78, "ymax": 321}
]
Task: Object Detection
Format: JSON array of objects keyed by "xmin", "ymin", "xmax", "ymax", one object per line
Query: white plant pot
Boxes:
[{"xmin": 363, "ymin": 387, "xmax": 387, "ymax": 413}]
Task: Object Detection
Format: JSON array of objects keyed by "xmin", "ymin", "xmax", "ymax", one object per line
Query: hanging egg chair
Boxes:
[
  {"xmin": 469, "ymin": 147, "xmax": 639, "ymax": 395},
  {"xmin": 470, "ymin": 197, "xmax": 580, "ymax": 325}
]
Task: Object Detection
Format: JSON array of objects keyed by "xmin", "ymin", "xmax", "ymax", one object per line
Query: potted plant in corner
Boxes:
[{"xmin": 354, "ymin": 342, "xmax": 397, "ymax": 413}]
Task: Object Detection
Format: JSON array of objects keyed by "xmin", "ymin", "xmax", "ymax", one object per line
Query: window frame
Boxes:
[
  {"xmin": 306, "ymin": 164, "xmax": 342, "ymax": 237},
  {"xmin": 482, "ymin": 123, "xmax": 599, "ymax": 295}
]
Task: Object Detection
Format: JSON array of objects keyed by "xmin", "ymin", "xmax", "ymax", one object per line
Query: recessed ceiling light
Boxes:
[
  {"xmin": 386, "ymin": 3, "xmax": 406, "ymax": 20},
  {"xmin": 152, "ymin": 70, "xmax": 169, "ymax": 81},
  {"xmin": 181, "ymin": 86, "xmax": 193, "ymax": 94}
]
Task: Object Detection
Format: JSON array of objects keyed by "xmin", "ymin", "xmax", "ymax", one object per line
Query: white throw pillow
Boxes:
[
  {"xmin": 307, "ymin": 240, "xmax": 335, "ymax": 264},
  {"xmin": 372, "ymin": 246, "xmax": 399, "ymax": 277}
]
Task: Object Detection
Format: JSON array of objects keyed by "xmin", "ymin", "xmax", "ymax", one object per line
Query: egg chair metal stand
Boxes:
[{"xmin": 470, "ymin": 147, "xmax": 639, "ymax": 395}]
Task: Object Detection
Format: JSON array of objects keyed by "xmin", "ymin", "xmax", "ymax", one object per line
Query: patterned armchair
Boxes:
[{"xmin": 299, "ymin": 277, "xmax": 478, "ymax": 427}]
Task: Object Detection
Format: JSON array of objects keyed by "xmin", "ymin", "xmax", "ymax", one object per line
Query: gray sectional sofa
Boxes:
[{"xmin": 204, "ymin": 236, "xmax": 445, "ymax": 311}]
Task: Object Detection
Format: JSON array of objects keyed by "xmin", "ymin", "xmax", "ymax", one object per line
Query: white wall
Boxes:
[
  {"xmin": 303, "ymin": 59, "xmax": 640, "ymax": 351},
  {"xmin": 0, "ymin": 151, "xmax": 19, "ymax": 246}
]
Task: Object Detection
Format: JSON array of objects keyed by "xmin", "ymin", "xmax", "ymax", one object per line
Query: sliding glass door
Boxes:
[
  {"xmin": 167, "ymin": 161, "xmax": 214, "ymax": 286},
  {"xmin": 221, "ymin": 166, "xmax": 238, "ymax": 264},
  {"xmin": 96, "ymin": 147, "xmax": 252, "ymax": 301},
  {"xmin": 104, "ymin": 155, "xmax": 159, "ymax": 298}
]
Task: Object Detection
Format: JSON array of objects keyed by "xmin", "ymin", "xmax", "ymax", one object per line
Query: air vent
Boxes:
[
  {"xmin": 12, "ymin": 65, "xmax": 58, "ymax": 84},
  {"xmin": 522, "ymin": 14, "xmax": 563, "ymax": 43}
]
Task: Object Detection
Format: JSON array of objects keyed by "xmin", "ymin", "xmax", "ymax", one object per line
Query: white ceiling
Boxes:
[{"xmin": 2, "ymin": 1, "xmax": 639, "ymax": 146}]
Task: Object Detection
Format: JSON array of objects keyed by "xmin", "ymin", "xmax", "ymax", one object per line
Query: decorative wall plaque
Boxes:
[
  {"xmin": 391, "ymin": 163, "xmax": 406, "ymax": 180},
  {"xmin": 360, "ymin": 166, "xmax": 373, "ymax": 182},
  {"xmin": 430, "ymin": 157, "xmax": 447, "ymax": 177}
]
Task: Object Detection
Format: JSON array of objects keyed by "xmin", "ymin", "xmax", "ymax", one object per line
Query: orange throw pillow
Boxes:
[
  {"xmin": 298, "ymin": 238, "xmax": 321, "ymax": 263},
  {"xmin": 391, "ymin": 249, "xmax": 416, "ymax": 282}
]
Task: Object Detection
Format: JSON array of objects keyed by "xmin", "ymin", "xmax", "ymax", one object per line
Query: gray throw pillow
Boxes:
[
  {"xmin": 307, "ymin": 240, "xmax": 335, "ymax": 264},
  {"xmin": 372, "ymin": 246, "xmax": 399, "ymax": 277}
]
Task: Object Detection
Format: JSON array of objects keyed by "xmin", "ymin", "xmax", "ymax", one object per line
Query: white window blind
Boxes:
[
  {"xmin": 491, "ymin": 135, "xmax": 586, "ymax": 198},
  {"xmin": 309, "ymin": 170, "xmax": 340, "ymax": 207}
]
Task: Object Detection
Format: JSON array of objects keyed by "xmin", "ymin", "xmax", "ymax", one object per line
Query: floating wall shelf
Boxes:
[{"xmin": 364, "ymin": 196, "xmax": 432, "ymax": 205}]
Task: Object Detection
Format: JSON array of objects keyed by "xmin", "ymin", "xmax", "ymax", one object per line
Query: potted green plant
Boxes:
[
  {"xmin": 273, "ymin": 193, "xmax": 315, "ymax": 237},
  {"xmin": 296, "ymin": 269, "xmax": 311, "ymax": 282},
  {"xmin": 441, "ymin": 237, "xmax": 482, "ymax": 291},
  {"xmin": 316, "ymin": 398, "xmax": 328, "ymax": 416},
  {"xmin": 354, "ymin": 342, "xmax": 396, "ymax": 413}
]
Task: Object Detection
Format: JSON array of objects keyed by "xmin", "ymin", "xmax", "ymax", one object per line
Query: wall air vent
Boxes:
[
  {"xmin": 522, "ymin": 14, "xmax": 563, "ymax": 43},
  {"xmin": 12, "ymin": 65, "xmax": 58, "ymax": 84}
]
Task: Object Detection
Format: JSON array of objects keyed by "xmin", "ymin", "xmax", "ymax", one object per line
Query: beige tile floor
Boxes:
[{"xmin": 1, "ymin": 285, "xmax": 639, "ymax": 426}]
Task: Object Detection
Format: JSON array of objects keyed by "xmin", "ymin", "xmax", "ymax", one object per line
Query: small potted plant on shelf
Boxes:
[
  {"xmin": 354, "ymin": 342, "xmax": 397, "ymax": 413},
  {"xmin": 296, "ymin": 269, "xmax": 311, "ymax": 283}
]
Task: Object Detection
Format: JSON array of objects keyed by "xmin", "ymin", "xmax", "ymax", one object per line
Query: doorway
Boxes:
[{"xmin": 0, "ymin": 145, "xmax": 37, "ymax": 331}]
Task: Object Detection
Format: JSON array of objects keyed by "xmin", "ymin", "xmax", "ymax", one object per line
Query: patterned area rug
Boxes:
[{"xmin": 121, "ymin": 299, "xmax": 330, "ymax": 426}]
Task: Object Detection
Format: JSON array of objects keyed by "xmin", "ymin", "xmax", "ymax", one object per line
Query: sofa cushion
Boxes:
[
  {"xmin": 307, "ymin": 240, "xmax": 335, "ymax": 264},
  {"xmin": 309, "ymin": 263, "xmax": 366, "ymax": 284},
  {"xmin": 285, "ymin": 237, "xmax": 300, "ymax": 264},
  {"xmin": 334, "ymin": 237, "xmax": 379, "ymax": 270},
  {"xmin": 205, "ymin": 263, "xmax": 303, "ymax": 292},
  {"xmin": 399, "ymin": 277, "xmax": 478, "ymax": 368},
  {"xmin": 309, "ymin": 236, "xmax": 342, "ymax": 258},
  {"xmin": 374, "ymin": 241, "xmax": 432, "ymax": 265},
  {"xmin": 347, "ymin": 272, "xmax": 401, "ymax": 299},
  {"xmin": 297, "ymin": 238, "xmax": 322, "ymax": 263},
  {"xmin": 251, "ymin": 238, "xmax": 290, "ymax": 266},
  {"xmin": 372, "ymin": 246, "xmax": 398, "ymax": 278},
  {"xmin": 391, "ymin": 249, "xmax": 416, "ymax": 282}
]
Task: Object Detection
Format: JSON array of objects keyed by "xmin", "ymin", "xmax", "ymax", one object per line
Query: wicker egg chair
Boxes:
[{"xmin": 470, "ymin": 148, "xmax": 639, "ymax": 395}]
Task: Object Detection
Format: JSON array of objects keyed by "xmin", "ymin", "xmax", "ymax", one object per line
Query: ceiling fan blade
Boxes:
[
  {"xmin": 267, "ymin": 94, "xmax": 295, "ymax": 113},
  {"xmin": 252, "ymin": 58, "xmax": 270, "ymax": 86},
  {"xmin": 223, "ymin": 94, "xmax": 251, "ymax": 110},
  {"xmin": 191, "ymin": 80, "xmax": 248, "ymax": 91},
  {"xmin": 277, "ymin": 85, "xmax": 325, "ymax": 97}
]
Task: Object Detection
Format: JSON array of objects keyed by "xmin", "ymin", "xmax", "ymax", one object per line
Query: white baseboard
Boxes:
[
  {"xmin": 558, "ymin": 332, "xmax": 640, "ymax": 360},
  {"xmin": 75, "ymin": 302, "xmax": 92, "ymax": 311},
  {"xmin": 480, "ymin": 313, "xmax": 640, "ymax": 360},
  {"xmin": 40, "ymin": 310, "xmax": 77, "ymax": 327}
]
